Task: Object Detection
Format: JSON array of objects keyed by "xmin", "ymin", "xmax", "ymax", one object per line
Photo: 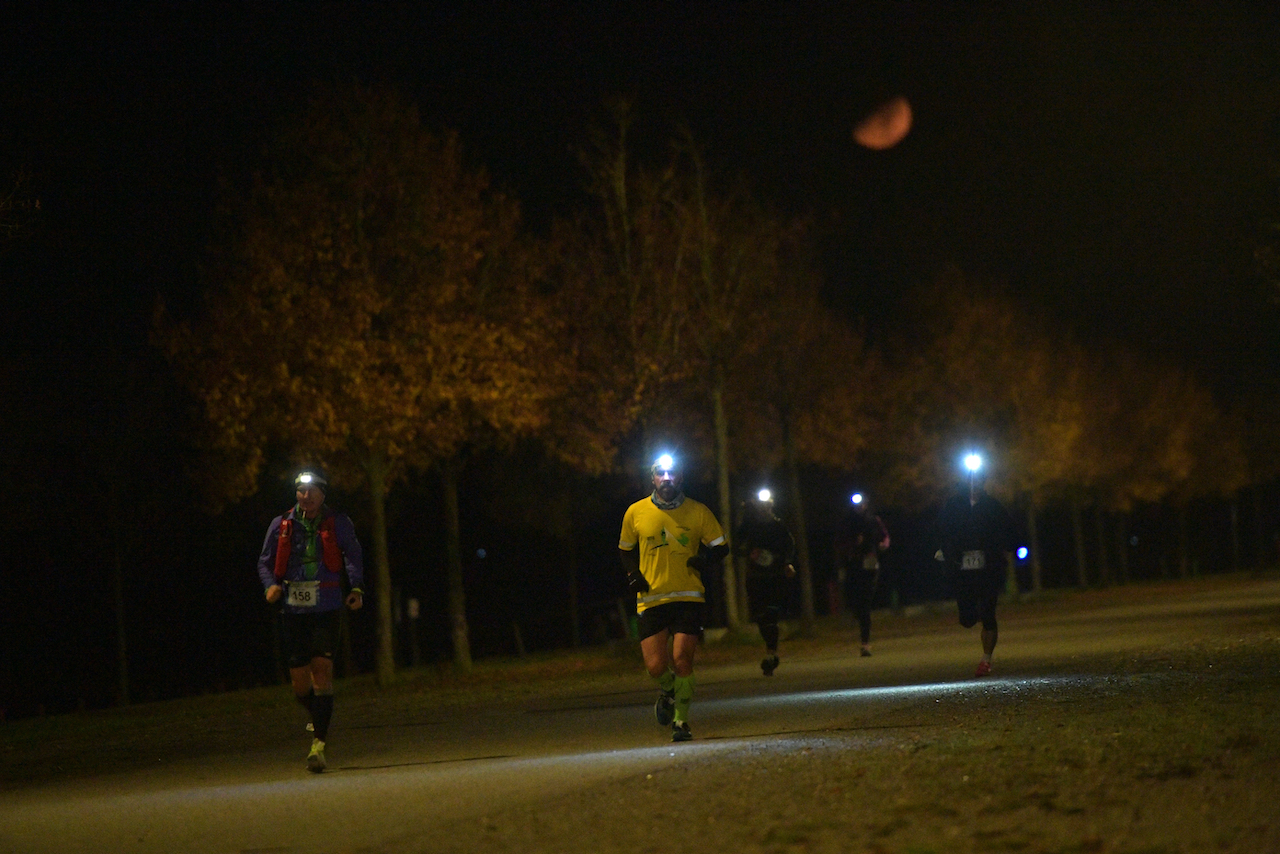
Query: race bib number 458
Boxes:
[{"xmin": 286, "ymin": 581, "xmax": 320, "ymax": 607}]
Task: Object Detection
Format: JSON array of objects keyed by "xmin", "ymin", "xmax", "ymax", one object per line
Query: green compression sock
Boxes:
[
  {"xmin": 654, "ymin": 669, "xmax": 675, "ymax": 694},
  {"xmin": 672, "ymin": 674, "xmax": 695, "ymax": 723}
]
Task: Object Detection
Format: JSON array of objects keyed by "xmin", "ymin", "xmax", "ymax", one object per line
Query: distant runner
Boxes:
[
  {"xmin": 834, "ymin": 492, "xmax": 890, "ymax": 657},
  {"xmin": 935, "ymin": 454, "xmax": 1016, "ymax": 677},
  {"xmin": 734, "ymin": 489, "xmax": 797, "ymax": 676}
]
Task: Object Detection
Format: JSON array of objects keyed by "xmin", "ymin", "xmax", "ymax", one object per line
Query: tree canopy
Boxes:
[{"xmin": 160, "ymin": 84, "xmax": 566, "ymax": 680}]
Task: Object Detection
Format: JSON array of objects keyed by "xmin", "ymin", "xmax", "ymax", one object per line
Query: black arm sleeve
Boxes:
[
  {"xmin": 688, "ymin": 542, "xmax": 730, "ymax": 572},
  {"xmin": 620, "ymin": 548, "xmax": 649, "ymax": 593}
]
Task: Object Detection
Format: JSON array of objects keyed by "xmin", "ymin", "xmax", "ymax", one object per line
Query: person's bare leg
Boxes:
[
  {"xmin": 641, "ymin": 629, "xmax": 673, "ymax": 677},
  {"xmin": 642, "ymin": 630, "xmax": 677, "ymax": 726}
]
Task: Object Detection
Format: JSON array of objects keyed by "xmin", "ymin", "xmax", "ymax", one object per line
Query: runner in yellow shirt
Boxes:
[{"xmin": 619, "ymin": 453, "xmax": 727, "ymax": 742}]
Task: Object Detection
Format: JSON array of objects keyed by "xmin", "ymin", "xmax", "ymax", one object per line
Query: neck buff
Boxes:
[{"xmin": 651, "ymin": 491, "xmax": 686, "ymax": 510}]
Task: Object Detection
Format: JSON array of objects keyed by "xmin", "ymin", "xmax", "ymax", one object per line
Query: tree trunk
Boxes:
[
  {"xmin": 1176, "ymin": 503, "xmax": 1191, "ymax": 579},
  {"xmin": 546, "ymin": 487, "xmax": 582, "ymax": 647},
  {"xmin": 1229, "ymin": 495, "xmax": 1241, "ymax": 571},
  {"xmin": 1094, "ymin": 505, "xmax": 1110, "ymax": 587},
  {"xmin": 567, "ymin": 529, "xmax": 581, "ymax": 648},
  {"xmin": 710, "ymin": 378, "xmax": 741, "ymax": 629},
  {"xmin": 731, "ymin": 493, "xmax": 748, "ymax": 623},
  {"xmin": 1115, "ymin": 512, "xmax": 1131, "ymax": 585},
  {"xmin": 443, "ymin": 457, "xmax": 473, "ymax": 672},
  {"xmin": 1071, "ymin": 496, "xmax": 1088, "ymax": 588},
  {"xmin": 781, "ymin": 414, "xmax": 815, "ymax": 629},
  {"xmin": 366, "ymin": 452, "xmax": 397, "ymax": 686},
  {"xmin": 1252, "ymin": 486, "xmax": 1267, "ymax": 569},
  {"xmin": 112, "ymin": 536, "xmax": 130, "ymax": 706},
  {"xmin": 1026, "ymin": 496, "xmax": 1043, "ymax": 593}
]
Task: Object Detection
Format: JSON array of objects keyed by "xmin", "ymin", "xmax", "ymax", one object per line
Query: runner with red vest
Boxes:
[{"xmin": 257, "ymin": 468, "xmax": 364, "ymax": 772}]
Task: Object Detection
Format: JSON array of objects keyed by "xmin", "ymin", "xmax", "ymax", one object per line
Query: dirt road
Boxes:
[{"xmin": 4, "ymin": 574, "xmax": 1279, "ymax": 853}]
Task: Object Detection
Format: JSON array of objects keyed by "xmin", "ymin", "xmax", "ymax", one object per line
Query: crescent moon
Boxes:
[{"xmin": 853, "ymin": 96, "xmax": 913, "ymax": 150}]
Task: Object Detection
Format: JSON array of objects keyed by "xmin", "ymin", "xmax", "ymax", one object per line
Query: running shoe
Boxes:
[
  {"xmin": 671, "ymin": 721, "xmax": 692, "ymax": 742},
  {"xmin": 761, "ymin": 655, "xmax": 780, "ymax": 676},
  {"xmin": 654, "ymin": 689, "xmax": 675, "ymax": 726},
  {"xmin": 307, "ymin": 738, "xmax": 327, "ymax": 773},
  {"xmin": 974, "ymin": 660, "xmax": 992, "ymax": 677},
  {"xmin": 860, "ymin": 646, "xmax": 872, "ymax": 658}
]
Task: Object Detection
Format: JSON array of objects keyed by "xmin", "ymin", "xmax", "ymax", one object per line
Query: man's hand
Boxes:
[
  {"xmin": 688, "ymin": 542, "xmax": 730, "ymax": 574},
  {"xmin": 345, "ymin": 589, "xmax": 364, "ymax": 610},
  {"xmin": 626, "ymin": 568, "xmax": 650, "ymax": 594},
  {"xmin": 784, "ymin": 563, "xmax": 797, "ymax": 578},
  {"xmin": 265, "ymin": 584, "xmax": 283, "ymax": 604}
]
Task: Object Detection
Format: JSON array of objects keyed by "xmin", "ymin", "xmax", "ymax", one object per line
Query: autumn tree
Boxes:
[
  {"xmin": 559, "ymin": 103, "xmax": 752, "ymax": 621},
  {"xmin": 869, "ymin": 271, "xmax": 1047, "ymax": 509},
  {"xmin": 1232, "ymin": 392, "xmax": 1280, "ymax": 567},
  {"xmin": 675, "ymin": 148, "xmax": 839, "ymax": 629},
  {"xmin": 565, "ymin": 103, "xmax": 886, "ymax": 628},
  {"xmin": 726, "ymin": 247, "xmax": 879, "ymax": 626},
  {"xmin": 881, "ymin": 268, "xmax": 1248, "ymax": 588},
  {"xmin": 872, "ymin": 271, "xmax": 1107, "ymax": 590},
  {"xmin": 1077, "ymin": 352, "xmax": 1247, "ymax": 580},
  {"xmin": 160, "ymin": 85, "xmax": 562, "ymax": 683}
]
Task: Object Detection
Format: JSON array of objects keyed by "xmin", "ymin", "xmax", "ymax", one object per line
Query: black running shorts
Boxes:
[
  {"xmin": 637, "ymin": 601, "xmax": 704, "ymax": 641},
  {"xmin": 955, "ymin": 569, "xmax": 1001, "ymax": 631},
  {"xmin": 279, "ymin": 609, "xmax": 340, "ymax": 668}
]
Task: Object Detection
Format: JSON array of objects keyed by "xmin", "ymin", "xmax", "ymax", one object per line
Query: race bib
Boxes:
[
  {"xmin": 286, "ymin": 581, "xmax": 320, "ymax": 607},
  {"xmin": 961, "ymin": 550, "xmax": 986, "ymax": 570},
  {"xmin": 751, "ymin": 548, "xmax": 775, "ymax": 567}
]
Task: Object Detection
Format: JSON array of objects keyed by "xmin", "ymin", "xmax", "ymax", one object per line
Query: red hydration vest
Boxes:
[{"xmin": 273, "ymin": 510, "xmax": 344, "ymax": 581}]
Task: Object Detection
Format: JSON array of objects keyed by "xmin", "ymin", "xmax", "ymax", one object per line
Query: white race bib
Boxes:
[
  {"xmin": 286, "ymin": 581, "xmax": 320, "ymax": 607},
  {"xmin": 961, "ymin": 550, "xmax": 986, "ymax": 570}
]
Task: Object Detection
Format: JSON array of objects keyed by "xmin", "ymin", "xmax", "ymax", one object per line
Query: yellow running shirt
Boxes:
[{"xmin": 619, "ymin": 496, "xmax": 726, "ymax": 614}]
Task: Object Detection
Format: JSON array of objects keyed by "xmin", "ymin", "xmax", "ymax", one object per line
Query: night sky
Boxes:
[
  {"xmin": 6, "ymin": 3, "xmax": 1279, "ymax": 387},
  {"xmin": 3, "ymin": 3, "xmax": 1280, "ymax": 711}
]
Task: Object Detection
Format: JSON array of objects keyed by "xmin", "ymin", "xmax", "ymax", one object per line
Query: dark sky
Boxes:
[{"xmin": 4, "ymin": 2, "xmax": 1280, "ymax": 394}]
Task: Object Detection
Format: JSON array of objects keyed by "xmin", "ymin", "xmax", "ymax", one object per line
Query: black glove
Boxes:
[
  {"xmin": 626, "ymin": 568, "xmax": 650, "ymax": 594},
  {"xmin": 687, "ymin": 542, "xmax": 729, "ymax": 575}
]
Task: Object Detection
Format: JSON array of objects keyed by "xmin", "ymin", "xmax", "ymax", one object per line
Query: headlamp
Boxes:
[
  {"xmin": 295, "ymin": 470, "xmax": 328, "ymax": 490},
  {"xmin": 651, "ymin": 453, "xmax": 678, "ymax": 475}
]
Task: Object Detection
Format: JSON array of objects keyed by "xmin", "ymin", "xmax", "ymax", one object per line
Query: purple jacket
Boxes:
[{"xmin": 257, "ymin": 506, "xmax": 365, "ymax": 614}]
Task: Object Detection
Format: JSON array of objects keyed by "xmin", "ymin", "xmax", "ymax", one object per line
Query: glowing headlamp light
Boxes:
[{"xmin": 651, "ymin": 453, "xmax": 678, "ymax": 475}]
